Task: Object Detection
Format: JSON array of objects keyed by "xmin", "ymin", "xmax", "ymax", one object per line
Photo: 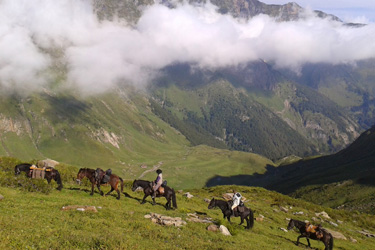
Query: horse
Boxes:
[
  {"xmin": 76, "ymin": 168, "xmax": 124, "ymax": 200},
  {"xmin": 14, "ymin": 163, "xmax": 32, "ymax": 176},
  {"xmin": 287, "ymin": 218, "xmax": 334, "ymax": 250},
  {"xmin": 208, "ymin": 198, "xmax": 254, "ymax": 229},
  {"xmin": 131, "ymin": 179, "xmax": 177, "ymax": 210},
  {"xmin": 14, "ymin": 163, "xmax": 63, "ymax": 190}
]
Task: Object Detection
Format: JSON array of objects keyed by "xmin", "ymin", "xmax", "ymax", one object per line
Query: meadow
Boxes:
[{"xmin": 1, "ymin": 158, "xmax": 375, "ymax": 250}]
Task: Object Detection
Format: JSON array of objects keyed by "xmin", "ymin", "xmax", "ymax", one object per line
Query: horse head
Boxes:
[
  {"xmin": 131, "ymin": 180, "xmax": 138, "ymax": 192},
  {"xmin": 287, "ymin": 219, "xmax": 294, "ymax": 230},
  {"xmin": 76, "ymin": 168, "xmax": 84, "ymax": 184},
  {"xmin": 208, "ymin": 198, "xmax": 216, "ymax": 209},
  {"xmin": 15, "ymin": 167, "xmax": 21, "ymax": 176}
]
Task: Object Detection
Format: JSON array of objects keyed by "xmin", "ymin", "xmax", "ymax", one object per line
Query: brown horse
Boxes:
[
  {"xmin": 76, "ymin": 168, "xmax": 124, "ymax": 200},
  {"xmin": 287, "ymin": 218, "xmax": 333, "ymax": 250},
  {"xmin": 15, "ymin": 163, "xmax": 63, "ymax": 190}
]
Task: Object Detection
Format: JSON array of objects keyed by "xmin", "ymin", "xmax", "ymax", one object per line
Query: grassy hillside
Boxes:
[
  {"xmin": 152, "ymin": 78, "xmax": 319, "ymax": 160},
  {"xmin": 292, "ymin": 60, "xmax": 375, "ymax": 128},
  {"xmin": 151, "ymin": 62, "xmax": 360, "ymax": 160},
  {"xmin": 1, "ymin": 158, "xmax": 375, "ymax": 249},
  {"xmin": 227, "ymin": 125, "xmax": 375, "ymax": 214}
]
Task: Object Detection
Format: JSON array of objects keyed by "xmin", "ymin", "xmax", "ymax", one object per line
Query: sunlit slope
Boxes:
[{"xmin": 0, "ymin": 91, "xmax": 273, "ymax": 190}]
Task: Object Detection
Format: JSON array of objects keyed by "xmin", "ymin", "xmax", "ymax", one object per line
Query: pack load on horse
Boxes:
[
  {"xmin": 29, "ymin": 165, "xmax": 52, "ymax": 179},
  {"xmin": 14, "ymin": 163, "xmax": 63, "ymax": 190},
  {"xmin": 287, "ymin": 218, "xmax": 333, "ymax": 250},
  {"xmin": 76, "ymin": 168, "xmax": 124, "ymax": 200},
  {"xmin": 208, "ymin": 197, "xmax": 254, "ymax": 229}
]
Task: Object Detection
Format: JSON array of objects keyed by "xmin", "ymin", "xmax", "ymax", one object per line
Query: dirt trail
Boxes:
[{"xmin": 138, "ymin": 161, "xmax": 163, "ymax": 179}]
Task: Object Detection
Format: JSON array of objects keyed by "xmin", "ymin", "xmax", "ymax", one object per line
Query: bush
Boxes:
[
  {"xmin": 54, "ymin": 163, "xmax": 79, "ymax": 184},
  {"xmin": 0, "ymin": 171, "xmax": 53, "ymax": 194}
]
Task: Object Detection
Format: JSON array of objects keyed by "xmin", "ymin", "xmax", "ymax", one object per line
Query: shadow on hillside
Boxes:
[
  {"xmin": 205, "ymin": 164, "xmax": 284, "ymax": 191},
  {"xmin": 272, "ymin": 234, "xmax": 312, "ymax": 249},
  {"xmin": 124, "ymin": 191, "xmax": 169, "ymax": 209},
  {"xmin": 44, "ymin": 95, "xmax": 91, "ymax": 124},
  {"xmin": 205, "ymin": 154, "xmax": 375, "ymax": 194}
]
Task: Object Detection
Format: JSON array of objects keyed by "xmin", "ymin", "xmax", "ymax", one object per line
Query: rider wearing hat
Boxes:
[{"xmin": 151, "ymin": 169, "xmax": 163, "ymax": 198}]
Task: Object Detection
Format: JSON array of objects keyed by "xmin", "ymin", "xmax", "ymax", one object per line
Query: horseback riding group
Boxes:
[{"xmin": 14, "ymin": 163, "xmax": 333, "ymax": 249}]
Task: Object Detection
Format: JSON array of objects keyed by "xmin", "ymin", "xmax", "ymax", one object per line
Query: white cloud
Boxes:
[{"xmin": 0, "ymin": 0, "xmax": 374, "ymax": 94}]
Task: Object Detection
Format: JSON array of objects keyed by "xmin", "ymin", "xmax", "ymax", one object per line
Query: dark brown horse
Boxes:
[
  {"xmin": 287, "ymin": 218, "xmax": 333, "ymax": 250},
  {"xmin": 76, "ymin": 168, "xmax": 124, "ymax": 200},
  {"xmin": 14, "ymin": 163, "xmax": 63, "ymax": 190},
  {"xmin": 131, "ymin": 179, "xmax": 177, "ymax": 210},
  {"xmin": 208, "ymin": 198, "xmax": 254, "ymax": 229}
]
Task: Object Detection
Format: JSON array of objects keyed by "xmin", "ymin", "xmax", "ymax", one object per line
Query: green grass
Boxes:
[
  {"xmin": 1, "ymin": 156, "xmax": 374, "ymax": 249},
  {"xmin": 0, "ymin": 181, "xmax": 374, "ymax": 250}
]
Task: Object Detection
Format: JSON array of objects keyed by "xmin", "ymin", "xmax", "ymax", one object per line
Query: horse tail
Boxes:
[
  {"xmin": 55, "ymin": 170, "xmax": 63, "ymax": 190},
  {"xmin": 172, "ymin": 189, "xmax": 177, "ymax": 209},
  {"xmin": 119, "ymin": 177, "xmax": 124, "ymax": 193},
  {"xmin": 248, "ymin": 208, "xmax": 254, "ymax": 229},
  {"xmin": 329, "ymin": 233, "xmax": 334, "ymax": 250}
]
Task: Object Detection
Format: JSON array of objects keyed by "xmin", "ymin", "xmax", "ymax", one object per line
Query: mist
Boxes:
[{"xmin": 0, "ymin": 0, "xmax": 374, "ymax": 95}]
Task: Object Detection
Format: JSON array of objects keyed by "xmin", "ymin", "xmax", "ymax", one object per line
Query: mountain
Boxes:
[
  {"xmin": 93, "ymin": 0, "xmax": 342, "ymax": 23},
  {"xmin": 0, "ymin": 0, "xmax": 372, "ymax": 189},
  {"xmin": 150, "ymin": 61, "xmax": 360, "ymax": 160},
  {"xmin": 283, "ymin": 59, "xmax": 375, "ymax": 128},
  {"xmin": 0, "ymin": 88, "xmax": 277, "ymax": 189}
]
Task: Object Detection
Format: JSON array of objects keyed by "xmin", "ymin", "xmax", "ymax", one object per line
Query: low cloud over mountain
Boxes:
[{"xmin": 0, "ymin": 0, "xmax": 374, "ymax": 94}]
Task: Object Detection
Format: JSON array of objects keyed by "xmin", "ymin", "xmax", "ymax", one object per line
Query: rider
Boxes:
[
  {"xmin": 151, "ymin": 169, "xmax": 163, "ymax": 199},
  {"xmin": 231, "ymin": 191, "xmax": 242, "ymax": 215}
]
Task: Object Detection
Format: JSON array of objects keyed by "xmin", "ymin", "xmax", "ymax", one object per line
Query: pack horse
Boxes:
[{"xmin": 14, "ymin": 163, "xmax": 63, "ymax": 190}]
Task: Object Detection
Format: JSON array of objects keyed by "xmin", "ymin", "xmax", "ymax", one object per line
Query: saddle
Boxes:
[
  {"xmin": 158, "ymin": 186, "xmax": 165, "ymax": 195},
  {"xmin": 237, "ymin": 202, "xmax": 245, "ymax": 213},
  {"xmin": 95, "ymin": 168, "xmax": 112, "ymax": 184},
  {"xmin": 306, "ymin": 223, "xmax": 324, "ymax": 239},
  {"xmin": 150, "ymin": 181, "xmax": 165, "ymax": 195}
]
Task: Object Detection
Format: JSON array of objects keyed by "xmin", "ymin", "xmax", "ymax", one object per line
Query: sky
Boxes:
[
  {"xmin": 0, "ymin": 0, "xmax": 374, "ymax": 95},
  {"xmin": 261, "ymin": 0, "xmax": 375, "ymax": 23}
]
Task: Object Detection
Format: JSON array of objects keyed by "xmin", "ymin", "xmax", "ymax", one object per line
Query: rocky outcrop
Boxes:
[
  {"xmin": 61, "ymin": 205, "xmax": 99, "ymax": 212},
  {"xmin": 144, "ymin": 213, "xmax": 186, "ymax": 227}
]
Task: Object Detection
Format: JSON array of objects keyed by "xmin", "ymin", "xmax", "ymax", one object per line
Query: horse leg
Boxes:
[
  {"xmin": 296, "ymin": 235, "xmax": 304, "ymax": 246},
  {"xmin": 105, "ymin": 187, "xmax": 114, "ymax": 196},
  {"xmin": 97, "ymin": 184, "xmax": 104, "ymax": 196},
  {"xmin": 116, "ymin": 188, "xmax": 120, "ymax": 200},
  {"xmin": 306, "ymin": 238, "xmax": 311, "ymax": 247},
  {"xmin": 165, "ymin": 196, "xmax": 171, "ymax": 210},
  {"xmin": 239, "ymin": 215, "xmax": 244, "ymax": 225},
  {"xmin": 227, "ymin": 214, "xmax": 231, "ymax": 222},
  {"xmin": 141, "ymin": 194, "xmax": 148, "ymax": 204},
  {"xmin": 90, "ymin": 182, "xmax": 95, "ymax": 195}
]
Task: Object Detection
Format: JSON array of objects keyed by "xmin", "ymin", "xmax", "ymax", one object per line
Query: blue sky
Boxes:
[{"xmin": 261, "ymin": 0, "xmax": 375, "ymax": 23}]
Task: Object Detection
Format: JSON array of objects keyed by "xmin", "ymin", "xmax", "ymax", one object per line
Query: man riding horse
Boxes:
[{"xmin": 151, "ymin": 169, "xmax": 163, "ymax": 199}]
